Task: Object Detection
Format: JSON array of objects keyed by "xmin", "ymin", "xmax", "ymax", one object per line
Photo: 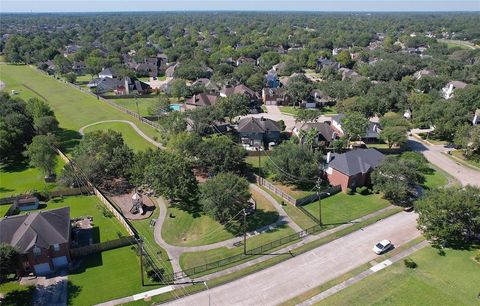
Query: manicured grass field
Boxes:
[
  {"xmin": 422, "ymin": 166, "xmax": 449, "ymax": 190},
  {"xmin": 0, "ymin": 156, "xmax": 65, "ymax": 198},
  {"xmin": 0, "ymin": 64, "xmax": 161, "ymax": 143},
  {"xmin": 450, "ymin": 150, "xmax": 480, "ymax": 169},
  {"xmin": 179, "ymin": 224, "xmax": 295, "ymax": 270},
  {"xmin": 303, "ymin": 192, "xmax": 390, "ymax": 225},
  {"xmin": 161, "ymin": 187, "xmax": 279, "ymax": 247},
  {"xmin": 279, "ymin": 106, "xmax": 337, "ymax": 116},
  {"xmin": 68, "ymin": 246, "xmax": 149, "ymax": 305},
  {"xmin": 129, "ymin": 198, "xmax": 173, "ymax": 275},
  {"xmin": 114, "ymin": 96, "xmax": 159, "ymax": 116},
  {"xmin": 83, "ymin": 121, "xmax": 157, "ymax": 152},
  {"xmin": 26, "ymin": 195, "xmax": 128, "ymax": 242},
  {"xmin": 0, "ymin": 281, "xmax": 35, "ymax": 305},
  {"xmin": 0, "ymin": 204, "xmax": 11, "ymax": 217},
  {"xmin": 318, "ymin": 246, "xmax": 480, "ymax": 306}
]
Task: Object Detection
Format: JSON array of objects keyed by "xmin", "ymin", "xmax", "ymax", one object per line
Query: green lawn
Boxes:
[
  {"xmin": 179, "ymin": 224, "xmax": 295, "ymax": 270},
  {"xmin": 0, "ymin": 204, "xmax": 11, "ymax": 217},
  {"xmin": 162, "ymin": 187, "xmax": 279, "ymax": 247},
  {"xmin": 83, "ymin": 121, "xmax": 157, "ymax": 152},
  {"xmin": 318, "ymin": 246, "xmax": 480, "ymax": 306},
  {"xmin": 0, "ymin": 281, "xmax": 35, "ymax": 305},
  {"xmin": 0, "ymin": 64, "xmax": 161, "ymax": 144},
  {"xmin": 0, "ymin": 156, "xmax": 65, "ymax": 198},
  {"xmin": 422, "ymin": 166, "xmax": 449, "ymax": 190},
  {"xmin": 129, "ymin": 198, "xmax": 173, "ymax": 275},
  {"xmin": 114, "ymin": 96, "xmax": 159, "ymax": 116},
  {"xmin": 68, "ymin": 246, "xmax": 151, "ymax": 305},
  {"xmin": 303, "ymin": 192, "xmax": 390, "ymax": 225},
  {"xmin": 450, "ymin": 150, "xmax": 480, "ymax": 170},
  {"xmin": 24, "ymin": 195, "xmax": 128, "ymax": 242},
  {"xmin": 279, "ymin": 106, "xmax": 337, "ymax": 116}
]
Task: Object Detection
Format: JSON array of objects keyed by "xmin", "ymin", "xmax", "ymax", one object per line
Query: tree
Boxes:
[
  {"xmin": 217, "ymin": 94, "xmax": 250, "ymax": 123},
  {"xmin": 454, "ymin": 125, "xmax": 480, "ymax": 160},
  {"xmin": 53, "ymin": 54, "xmax": 71, "ymax": 75},
  {"xmin": 64, "ymin": 72, "xmax": 77, "ymax": 83},
  {"xmin": 416, "ymin": 186, "xmax": 480, "ymax": 247},
  {"xmin": 200, "ymin": 172, "xmax": 251, "ymax": 223},
  {"xmin": 246, "ymin": 72, "xmax": 265, "ymax": 92},
  {"xmin": 371, "ymin": 156, "xmax": 423, "ymax": 205},
  {"xmin": 131, "ymin": 149, "xmax": 198, "ymax": 207},
  {"xmin": 265, "ymin": 142, "xmax": 321, "ymax": 187},
  {"xmin": 166, "ymin": 132, "xmax": 202, "ymax": 158},
  {"xmin": 197, "ymin": 135, "xmax": 246, "ymax": 175},
  {"xmin": 170, "ymin": 79, "xmax": 190, "ymax": 100},
  {"xmin": 148, "ymin": 95, "xmax": 171, "ymax": 119},
  {"xmin": 24, "ymin": 134, "xmax": 57, "ymax": 176},
  {"xmin": 69, "ymin": 130, "xmax": 133, "ymax": 184},
  {"xmin": 0, "ymin": 94, "xmax": 34, "ymax": 161},
  {"xmin": 286, "ymin": 78, "xmax": 311, "ymax": 107},
  {"xmin": 380, "ymin": 126, "xmax": 408, "ymax": 148},
  {"xmin": 295, "ymin": 109, "xmax": 322, "ymax": 123},
  {"xmin": 26, "ymin": 98, "xmax": 59, "ymax": 135},
  {"xmin": 0, "ymin": 244, "xmax": 21, "ymax": 280},
  {"xmin": 342, "ymin": 112, "xmax": 369, "ymax": 142},
  {"xmin": 186, "ymin": 106, "xmax": 223, "ymax": 135},
  {"xmin": 335, "ymin": 50, "xmax": 353, "ymax": 67}
]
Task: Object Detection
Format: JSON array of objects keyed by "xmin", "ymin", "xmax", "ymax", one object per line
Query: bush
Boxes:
[
  {"xmin": 357, "ymin": 186, "xmax": 370, "ymax": 195},
  {"xmin": 347, "ymin": 187, "xmax": 354, "ymax": 195},
  {"xmin": 474, "ymin": 250, "xmax": 480, "ymax": 263},
  {"xmin": 404, "ymin": 258, "xmax": 417, "ymax": 269},
  {"xmin": 97, "ymin": 204, "xmax": 114, "ymax": 218}
]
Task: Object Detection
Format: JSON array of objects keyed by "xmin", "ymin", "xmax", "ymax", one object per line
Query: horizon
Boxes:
[{"xmin": 1, "ymin": 1, "xmax": 479, "ymax": 13}]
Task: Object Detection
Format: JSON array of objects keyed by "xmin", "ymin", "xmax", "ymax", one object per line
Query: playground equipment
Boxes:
[{"xmin": 130, "ymin": 191, "xmax": 144, "ymax": 215}]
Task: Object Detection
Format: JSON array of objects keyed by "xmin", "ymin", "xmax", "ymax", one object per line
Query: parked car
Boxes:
[{"xmin": 372, "ymin": 239, "xmax": 393, "ymax": 254}]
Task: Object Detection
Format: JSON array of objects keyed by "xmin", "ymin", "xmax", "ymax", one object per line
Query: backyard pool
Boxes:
[{"xmin": 170, "ymin": 104, "xmax": 182, "ymax": 111}]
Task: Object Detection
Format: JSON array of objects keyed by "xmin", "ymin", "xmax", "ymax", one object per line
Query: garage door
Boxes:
[
  {"xmin": 52, "ymin": 256, "xmax": 68, "ymax": 268},
  {"xmin": 34, "ymin": 263, "xmax": 51, "ymax": 275}
]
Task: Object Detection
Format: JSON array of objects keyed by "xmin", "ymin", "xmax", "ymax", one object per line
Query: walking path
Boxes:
[
  {"xmin": 78, "ymin": 120, "xmax": 164, "ymax": 149},
  {"xmin": 166, "ymin": 211, "xmax": 419, "ymax": 305},
  {"xmin": 408, "ymin": 133, "xmax": 480, "ymax": 187},
  {"xmin": 298, "ymin": 240, "xmax": 429, "ymax": 305},
  {"xmin": 95, "ymin": 285, "xmax": 175, "ymax": 306}
]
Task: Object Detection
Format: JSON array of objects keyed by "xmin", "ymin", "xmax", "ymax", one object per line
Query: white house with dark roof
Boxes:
[{"xmin": 442, "ymin": 81, "xmax": 467, "ymax": 100}]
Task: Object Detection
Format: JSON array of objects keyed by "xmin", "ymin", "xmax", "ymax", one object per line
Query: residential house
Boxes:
[
  {"xmin": 266, "ymin": 72, "xmax": 280, "ymax": 88},
  {"xmin": 114, "ymin": 77, "xmax": 151, "ymax": 95},
  {"xmin": 63, "ymin": 44, "xmax": 81, "ymax": 57},
  {"xmin": 220, "ymin": 84, "xmax": 259, "ymax": 102},
  {"xmin": 262, "ymin": 88, "xmax": 290, "ymax": 105},
  {"xmin": 339, "ymin": 68, "xmax": 360, "ymax": 81},
  {"xmin": 413, "ymin": 69, "xmax": 436, "ymax": 80},
  {"xmin": 0, "ymin": 207, "xmax": 71, "ymax": 275},
  {"xmin": 165, "ymin": 63, "xmax": 178, "ymax": 78},
  {"xmin": 325, "ymin": 148, "xmax": 385, "ymax": 192},
  {"xmin": 186, "ymin": 93, "xmax": 219, "ymax": 108},
  {"xmin": 236, "ymin": 56, "xmax": 256, "ymax": 66},
  {"xmin": 292, "ymin": 122, "xmax": 337, "ymax": 147},
  {"xmin": 310, "ymin": 89, "xmax": 336, "ymax": 106},
  {"xmin": 87, "ymin": 77, "xmax": 122, "ymax": 94},
  {"xmin": 442, "ymin": 81, "xmax": 467, "ymax": 100},
  {"xmin": 331, "ymin": 114, "xmax": 381, "ymax": 143},
  {"xmin": 473, "ymin": 109, "xmax": 480, "ymax": 125},
  {"xmin": 237, "ymin": 117, "xmax": 281, "ymax": 149},
  {"xmin": 98, "ymin": 67, "xmax": 116, "ymax": 79},
  {"xmin": 316, "ymin": 57, "xmax": 341, "ymax": 71},
  {"xmin": 72, "ymin": 61, "xmax": 86, "ymax": 74},
  {"xmin": 192, "ymin": 78, "xmax": 218, "ymax": 92}
]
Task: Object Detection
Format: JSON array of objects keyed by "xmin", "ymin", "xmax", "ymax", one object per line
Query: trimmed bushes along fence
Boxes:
[{"xmin": 70, "ymin": 236, "xmax": 136, "ymax": 257}]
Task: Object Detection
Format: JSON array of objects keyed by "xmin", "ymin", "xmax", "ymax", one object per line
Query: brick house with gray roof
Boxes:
[
  {"xmin": 237, "ymin": 117, "xmax": 281, "ymax": 149},
  {"xmin": 325, "ymin": 148, "xmax": 385, "ymax": 192},
  {"xmin": 0, "ymin": 207, "xmax": 71, "ymax": 275}
]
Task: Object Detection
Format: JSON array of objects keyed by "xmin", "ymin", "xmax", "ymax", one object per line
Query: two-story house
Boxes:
[{"xmin": 237, "ymin": 117, "xmax": 281, "ymax": 149}]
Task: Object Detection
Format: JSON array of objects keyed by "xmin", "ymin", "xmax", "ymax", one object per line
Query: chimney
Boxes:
[{"xmin": 326, "ymin": 152, "xmax": 332, "ymax": 163}]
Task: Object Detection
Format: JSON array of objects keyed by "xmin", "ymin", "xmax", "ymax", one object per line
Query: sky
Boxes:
[{"xmin": 1, "ymin": 0, "xmax": 479, "ymax": 13}]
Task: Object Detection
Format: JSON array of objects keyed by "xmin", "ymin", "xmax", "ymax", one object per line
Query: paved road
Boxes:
[
  {"xmin": 78, "ymin": 120, "xmax": 164, "ymax": 149},
  {"xmin": 408, "ymin": 136, "xmax": 480, "ymax": 187},
  {"xmin": 166, "ymin": 212, "xmax": 420, "ymax": 306}
]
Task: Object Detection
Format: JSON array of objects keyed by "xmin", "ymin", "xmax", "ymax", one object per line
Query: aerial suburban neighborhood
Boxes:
[{"xmin": 0, "ymin": 2, "xmax": 479, "ymax": 306}]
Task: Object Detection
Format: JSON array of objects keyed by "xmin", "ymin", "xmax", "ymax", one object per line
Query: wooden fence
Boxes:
[{"xmin": 70, "ymin": 236, "xmax": 135, "ymax": 257}]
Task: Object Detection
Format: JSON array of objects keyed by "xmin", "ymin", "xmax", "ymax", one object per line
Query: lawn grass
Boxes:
[
  {"xmin": 68, "ymin": 245, "xmax": 151, "ymax": 305},
  {"xmin": 422, "ymin": 166, "xmax": 449, "ymax": 190},
  {"xmin": 0, "ymin": 64, "xmax": 161, "ymax": 144},
  {"xmin": 179, "ymin": 224, "xmax": 295, "ymax": 270},
  {"xmin": 302, "ymin": 192, "xmax": 390, "ymax": 225},
  {"xmin": 129, "ymin": 198, "xmax": 173, "ymax": 275},
  {"xmin": 0, "ymin": 156, "xmax": 65, "ymax": 198},
  {"xmin": 24, "ymin": 195, "xmax": 128, "ymax": 242},
  {"xmin": 83, "ymin": 121, "xmax": 157, "ymax": 152},
  {"xmin": 0, "ymin": 281, "xmax": 35, "ymax": 305},
  {"xmin": 279, "ymin": 106, "xmax": 337, "ymax": 116},
  {"xmin": 161, "ymin": 187, "xmax": 279, "ymax": 247},
  {"xmin": 0, "ymin": 204, "xmax": 11, "ymax": 217},
  {"xmin": 318, "ymin": 245, "xmax": 480, "ymax": 306},
  {"xmin": 114, "ymin": 96, "xmax": 159, "ymax": 116}
]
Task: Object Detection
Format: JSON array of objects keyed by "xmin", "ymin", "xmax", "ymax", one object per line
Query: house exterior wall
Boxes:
[
  {"xmin": 23, "ymin": 242, "xmax": 70, "ymax": 275},
  {"xmin": 327, "ymin": 168, "xmax": 371, "ymax": 192}
]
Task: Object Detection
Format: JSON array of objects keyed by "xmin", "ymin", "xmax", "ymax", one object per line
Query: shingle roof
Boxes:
[
  {"xmin": 0, "ymin": 207, "xmax": 70, "ymax": 253},
  {"xmin": 294, "ymin": 122, "xmax": 336, "ymax": 141},
  {"xmin": 238, "ymin": 117, "xmax": 280, "ymax": 133},
  {"xmin": 328, "ymin": 148, "xmax": 385, "ymax": 176},
  {"xmin": 186, "ymin": 93, "xmax": 218, "ymax": 106}
]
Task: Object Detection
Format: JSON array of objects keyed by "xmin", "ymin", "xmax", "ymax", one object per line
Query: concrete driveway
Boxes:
[
  {"xmin": 32, "ymin": 272, "xmax": 68, "ymax": 306},
  {"xmin": 408, "ymin": 137, "xmax": 480, "ymax": 187},
  {"xmin": 166, "ymin": 212, "xmax": 420, "ymax": 306}
]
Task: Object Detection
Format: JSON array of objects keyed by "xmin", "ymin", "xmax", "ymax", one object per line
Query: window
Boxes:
[
  {"xmin": 33, "ymin": 246, "xmax": 41, "ymax": 256},
  {"xmin": 53, "ymin": 244, "xmax": 60, "ymax": 252}
]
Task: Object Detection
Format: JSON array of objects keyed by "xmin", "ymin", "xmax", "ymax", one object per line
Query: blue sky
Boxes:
[{"xmin": 1, "ymin": 0, "xmax": 479, "ymax": 13}]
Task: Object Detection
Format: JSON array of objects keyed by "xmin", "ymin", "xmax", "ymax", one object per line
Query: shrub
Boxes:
[
  {"xmin": 97, "ymin": 204, "xmax": 114, "ymax": 218},
  {"xmin": 474, "ymin": 250, "xmax": 480, "ymax": 263},
  {"xmin": 404, "ymin": 258, "xmax": 417, "ymax": 269},
  {"xmin": 357, "ymin": 186, "xmax": 370, "ymax": 195},
  {"xmin": 347, "ymin": 187, "xmax": 354, "ymax": 195}
]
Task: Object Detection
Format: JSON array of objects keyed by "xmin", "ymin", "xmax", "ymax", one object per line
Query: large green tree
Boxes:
[
  {"xmin": 0, "ymin": 244, "xmax": 21, "ymax": 280},
  {"xmin": 217, "ymin": 94, "xmax": 250, "ymax": 123},
  {"xmin": 197, "ymin": 135, "xmax": 246, "ymax": 175},
  {"xmin": 416, "ymin": 186, "xmax": 480, "ymax": 247},
  {"xmin": 24, "ymin": 134, "xmax": 58, "ymax": 176},
  {"xmin": 342, "ymin": 112, "xmax": 369, "ymax": 142},
  {"xmin": 200, "ymin": 172, "xmax": 251, "ymax": 223}
]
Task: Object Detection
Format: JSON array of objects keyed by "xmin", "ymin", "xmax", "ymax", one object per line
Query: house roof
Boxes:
[
  {"xmin": 0, "ymin": 207, "xmax": 70, "ymax": 253},
  {"xmin": 238, "ymin": 117, "xmax": 280, "ymax": 133},
  {"xmin": 446, "ymin": 81, "xmax": 467, "ymax": 89},
  {"xmin": 328, "ymin": 148, "xmax": 385, "ymax": 176},
  {"xmin": 220, "ymin": 84, "xmax": 257, "ymax": 98},
  {"xmin": 99, "ymin": 67, "xmax": 116, "ymax": 77},
  {"xmin": 186, "ymin": 93, "xmax": 218, "ymax": 107},
  {"xmin": 294, "ymin": 122, "xmax": 336, "ymax": 141}
]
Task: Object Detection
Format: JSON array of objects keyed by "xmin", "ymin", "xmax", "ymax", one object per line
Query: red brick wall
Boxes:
[
  {"xmin": 22, "ymin": 243, "xmax": 70, "ymax": 274},
  {"xmin": 327, "ymin": 168, "xmax": 372, "ymax": 192}
]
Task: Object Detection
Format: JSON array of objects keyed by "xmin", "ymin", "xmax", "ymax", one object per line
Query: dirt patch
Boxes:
[{"xmin": 111, "ymin": 191, "xmax": 156, "ymax": 220}]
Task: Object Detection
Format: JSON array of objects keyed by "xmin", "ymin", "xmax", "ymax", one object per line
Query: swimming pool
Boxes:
[{"xmin": 170, "ymin": 104, "xmax": 181, "ymax": 111}]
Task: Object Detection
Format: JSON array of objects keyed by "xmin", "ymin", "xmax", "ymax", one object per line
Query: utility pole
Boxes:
[
  {"xmin": 139, "ymin": 239, "xmax": 145, "ymax": 286},
  {"xmin": 135, "ymin": 95, "xmax": 140, "ymax": 116},
  {"xmin": 243, "ymin": 209, "xmax": 247, "ymax": 255},
  {"xmin": 316, "ymin": 177, "xmax": 322, "ymax": 226},
  {"xmin": 257, "ymin": 147, "xmax": 261, "ymax": 174}
]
